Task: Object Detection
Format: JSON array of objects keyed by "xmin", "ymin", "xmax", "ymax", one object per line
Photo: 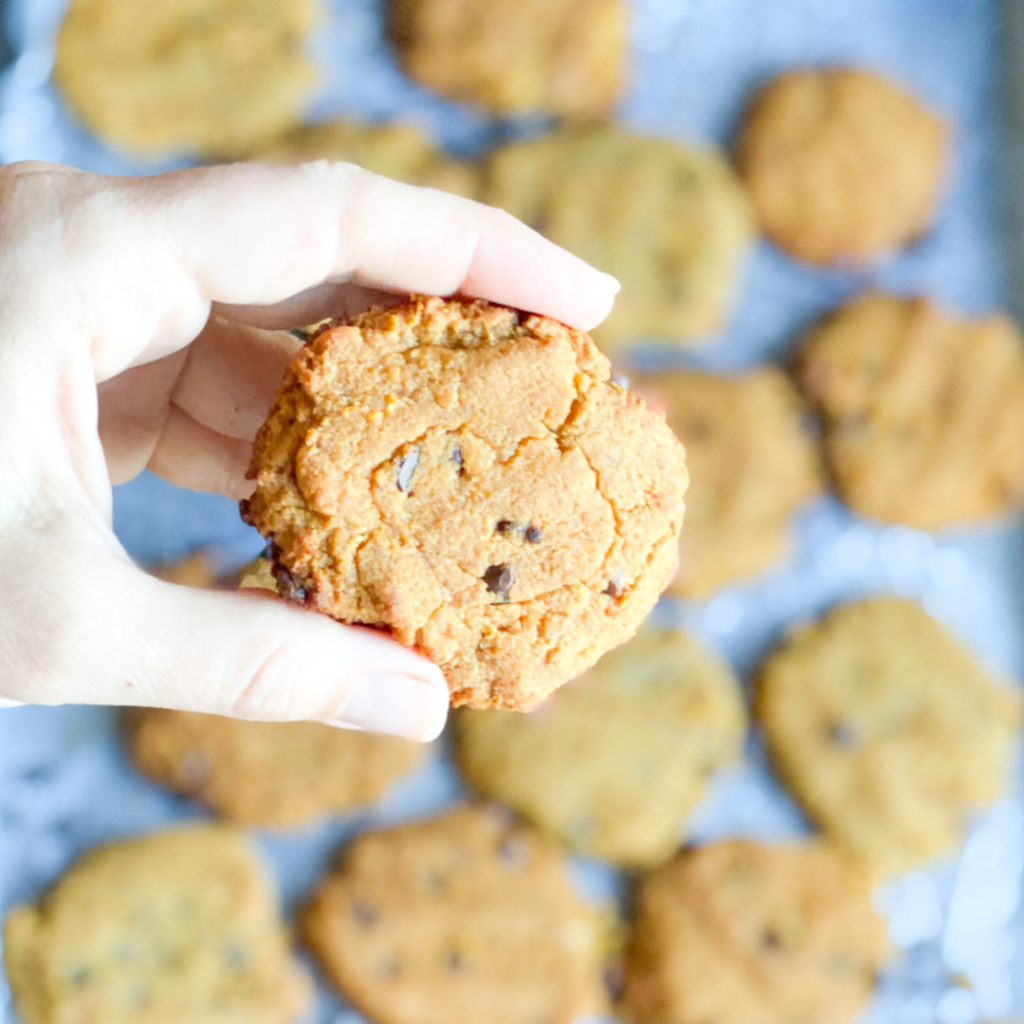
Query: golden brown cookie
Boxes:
[
  {"xmin": 636, "ymin": 368, "xmax": 822, "ymax": 598},
  {"xmin": 254, "ymin": 120, "xmax": 479, "ymax": 198},
  {"xmin": 455, "ymin": 628, "xmax": 746, "ymax": 867},
  {"xmin": 149, "ymin": 551, "xmax": 221, "ymax": 589},
  {"xmin": 3, "ymin": 825, "xmax": 312, "ymax": 1024},
  {"xmin": 756, "ymin": 597, "xmax": 1022, "ymax": 877},
  {"xmin": 53, "ymin": 0, "xmax": 319, "ymax": 157},
  {"xmin": 736, "ymin": 68, "xmax": 949, "ymax": 265},
  {"xmin": 484, "ymin": 127, "xmax": 755, "ymax": 350},
  {"xmin": 243, "ymin": 296, "xmax": 688, "ymax": 711},
  {"xmin": 619, "ymin": 839, "xmax": 889, "ymax": 1024},
  {"xmin": 796, "ymin": 292, "xmax": 1024, "ymax": 530},
  {"xmin": 388, "ymin": 0, "xmax": 625, "ymax": 118},
  {"xmin": 124, "ymin": 709, "xmax": 426, "ymax": 827},
  {"xmin": 301, "ymin": 804, "xmax": 609, "ymax": 1024}
]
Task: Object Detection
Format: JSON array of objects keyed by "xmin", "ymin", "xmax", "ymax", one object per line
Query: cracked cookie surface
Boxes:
[
  {"xmin": 736, "ymin": 68, "xmax": 948, "ymax": 266},
  {"xmin": 3, "ymin": 826, "xmax": 312, "ymax": 1024},
  {"xmin": 797, "ymin": 292, "xmax": 1024, "ymax": 530},
  {"xmin": 301, "ymin": 804, "xmax": 609, "ymax": 1024},
  {"xmin": 619, "ymin": 840, "xmax": 888, "ymax": 1024},
  {"xmin": 455, "ymin": 627, "xmax": 746, "ymax": 867},
  {"xmin": 756, "ymin": 597, "xmax": 1022, "ymax": 876},
  {"xmin": 125, "ymin": 709, "xmax": 425, "ymax": 827},
  {"xmin": 636, "ymin": 367, "xmax": 822, "ymax": 598},
  {"xmin": 484, "ymin": 127, "xmax": 754, "ymax": 350},
  {"xmin": 244, "ymin": 296, "xmax": 688, "ymax": 710}
]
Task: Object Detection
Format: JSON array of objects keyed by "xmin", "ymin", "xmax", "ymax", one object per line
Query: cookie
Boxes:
[
  {"xmin": 301, "ymin": 804, "xmax": 609, "ymax": 1024},
  {"xmin": 484, "ymin": 127, "xmax": 755, "ymax": 350},
  {"xmin": 736, "ymin": 68, "xmax": 949, "ymax": 265},
  {"xmin": 796, "ymin": 292, "xmax": 1024, "ymax": 530},
  {"xmin": 125, "ymin": 709, "xmax": 426, "ymax": 827},
  {"xmin": 254, "ymin": 120, "xmax": 478, "ymax": 198},
  {"xmin": 619, "ymin": 839, "xmax": 889, "ymax": 1024},
  {"xmin": 53, "ymin": 0, "xmax": 318, "ymax": 157},
  {"xmin": 387, "ymin": 0, "xmax": 625, "ymax": 118},
  {"xmin": 242, "ymin": 295, "xmax": 688, "ymax": 710},
  {"xmin": 636, "ymin": 368, "xmax": 822, "ymax": 598},
  {"xmin": 149, "ymin": 551, "xmax": 221, "ymax": 589},
  {"xmin": 756, "ymin": 597, "xmax": 1022, "ymax": 876},
  {"xmin": 455, "ymin": 628, "xmax": 746, "ymax": 867},
  {"xmin": 3, "ymin": 825, "xmax": 312, "ymax": 1024}
]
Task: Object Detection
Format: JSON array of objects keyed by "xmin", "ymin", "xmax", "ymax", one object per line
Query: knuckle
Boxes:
[{"xmin": 229, "ymin": 641, "xmax": 302, "ymax": 722}]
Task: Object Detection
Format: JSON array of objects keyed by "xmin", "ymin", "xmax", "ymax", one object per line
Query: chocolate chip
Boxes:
[
  {"xmin": 396, "ymin": 446, "xmax": 420, "ymax": 493},
  {"xmin": 238, "ymin": 498, "xmax": 254, "ymax": 525},
  {"xmin": 483, "ymin": 564, "xmax": 514, "ymax": 602},
  {"xmin": 451, "ymin": 444, "xmax": 465, "ymax": 475},
  {"xmin": 352, "ymin": 899, "xmax": 378, "ymax": 927},
  {"xmin": 495, "ymin": 520, "xmax": 515, "ymax": 535},
  {"xmin": 271, "ymin": 562, "xmax": 307, "ymax": 603},
  {"xmin": 445, "ymin": 950, "xmax": 466, "ymax": 973},
  {"xmin": 525, "ymin": 524, "xmax": 542, "ymax": 544},
  {"xmin": 828, "ymin": 722, "xmax": 859, "ymax": 747},
  {"xmin": 761, "ymin": 929, "xmax": 781, "ymax": 950},
  {"xmin": 603, "ymin": 570, "xmax": 626, "ymax": 599}
]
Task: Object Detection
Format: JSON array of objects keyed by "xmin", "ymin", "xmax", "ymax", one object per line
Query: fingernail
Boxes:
[
  {"xmin": 328, "ymin": 672, "xmax": 449, "ymax": 741},
  {"xmin": 601, "ymin": 272, "xmax": 622, "ymax": 295}
]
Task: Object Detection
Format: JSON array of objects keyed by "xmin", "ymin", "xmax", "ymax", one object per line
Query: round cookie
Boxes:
[
  {"xmin": 3, "ymin": 826, "xmax": 312, "ymax": 1024},
  {"xmin": 254, "ymin": 120, "xmax": 479, "ymax": 198},
  {"xmin": 636, "ymin": 368, "xmax": 822, "ymax": 598},
  {"xmin": 455, "ymin": 628, "xmax": 746, "ymax": 867},
  {"xmin": 125, "ymin": 709, "xmax": 426, "ymax": 827},
  {"xmin": 484, "ymin": 127, "xmax": 754, "ymax": 350},
  {"xmin": 619, "ymin": 840, "xmax": 889, "ymax": 1024},
  {"xmin": 301, "ymin": 804, "xmax": 609, "ymax": 1024},
  {"xmin": 243, "ymin": 296, "xmax": 688, "ymax": 710},
  {"xmin": 736, "ymin": 68, "xmax": 949, "ymax": 265},
  {"xmin": 387, "ymin": 0, "xmax": 625, "ymax": 118},
  {"xmin": 756, "ymin": 597, "xmax": 1022, "ymax": 877},
  {"xmin": 796, "ymin": 292, "xmax": 1024, "ymax": 530},
  {"xmin": 54, "ymin": 0, "xmax": 319, "ymax": 157}
]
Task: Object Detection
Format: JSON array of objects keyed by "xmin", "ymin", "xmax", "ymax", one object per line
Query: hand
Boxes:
[{"xmin": 0, "ymin": 160, "xmax": 618, "ymax": 740}]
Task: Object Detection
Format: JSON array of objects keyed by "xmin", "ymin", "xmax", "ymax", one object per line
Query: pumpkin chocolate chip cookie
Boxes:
[
  {"xmin": 756, "ymin": 597, "xmax": 1022, "ymax": 876},
  {"xmin": 736, "ymin": 68, "xmax": 949, "ymax": 266},
  {"xmin": 619, "ymin": 839, "xmax": 889, "ymax": 1024},
  {"xmin": 243, "ymin": 295, "xmax": 688, "ymax": 710},
  {"xmin": 484, "ymin": 127, "xmax": 755, "ymax": 350},
  {"xmin": 387, "ymin": 0, "xmax": 626, "ymax": 118},
  {"xmin": 301, "ymin": 804, "xmax": 610, "ymax": 1024},
  {"xmin": 53, "ymin": 0, "xmax": 319, "ymax": 158},
  {"xmin": 455, "ymin": 627, "xmax": 746, "ymax": 867},
  {"xmin": 796, "ymin": 292, "xmax": 1024, "ymax": 530},
  {"xmin": 3, "ymin": 825, "xmax": 312, "ymax": 1024}
]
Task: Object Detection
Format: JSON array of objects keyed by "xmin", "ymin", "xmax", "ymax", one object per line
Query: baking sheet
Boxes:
[{"xmin": 2, "ymin": 1, "xmax": 1024, "ymax": 1022}]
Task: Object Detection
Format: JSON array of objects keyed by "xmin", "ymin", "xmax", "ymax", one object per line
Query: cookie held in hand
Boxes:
[{"xmin": 244, "ymin": 296, "xmax": 688, "ymax": 710}]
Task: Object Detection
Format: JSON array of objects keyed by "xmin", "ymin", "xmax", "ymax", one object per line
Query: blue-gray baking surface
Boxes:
[{"xmin": 2, "ymin": 0, "xmax": 1024, "ymax": 1022}]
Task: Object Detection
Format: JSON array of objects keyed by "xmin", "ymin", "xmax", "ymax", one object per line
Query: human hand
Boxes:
[{"xmin": 0, "ymin": 160, "xmax": 618, "ymax": 740}]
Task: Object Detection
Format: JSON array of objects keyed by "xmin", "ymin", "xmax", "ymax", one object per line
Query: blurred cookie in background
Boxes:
[
  {"xmin": 254, "ymin": 119, "xmax": 479, "ymax": 197},
  {"xmin": 3, "ymin": 825, "xmax": 312, "ymax": 1024},
  {"xmin": 54, "ymin": 0, "xmax": 320, "ymax": 158},
  {"xmin": 796, "ymin": 292, "xmax": 1024, "ymax": 530},
  {"xmin": 455, "ymin": 628, "xmax": 746, "ymax": 868},
  {"xmin": 388, "ymin": 0, "xmax": 626, "ymax": 118},
  {"xmin": 756, "ymin": 597, "xmax": 1022, "ymax": 877},
  {"xmin": 149, "ymin": 550, "xmax": 223, "ymax": 588},
  {"xmin": 301, "ymin": 804, "xmax": 610, "ymax": 1024},
  {"xmin": 636, "ymin": 367, "xmax": 822, "ymax": 598},
  {"xmin": 124, "ymin": 710, "xmax": 427, "ymax": 827},
  {"xmin": 619, "ymin": 839, "xmax": 888, "ymax": 1024},
  {"xmin": 736, "ymin": 68, "xmax": 949, "ymax": 266},
  {"xmin": 484, "ymin": 127, "xmax": 754, "ymax": 351}
]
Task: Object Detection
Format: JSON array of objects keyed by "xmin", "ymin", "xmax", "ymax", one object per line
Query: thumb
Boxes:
[{"xmin": 4, "ymin": 542, "xmax": 450, "ymax": 741}]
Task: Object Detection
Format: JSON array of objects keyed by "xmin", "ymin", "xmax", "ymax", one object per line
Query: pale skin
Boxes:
[{"xmin": 0, "ymin": 160, "xmax": 618, "ymax": 741}]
